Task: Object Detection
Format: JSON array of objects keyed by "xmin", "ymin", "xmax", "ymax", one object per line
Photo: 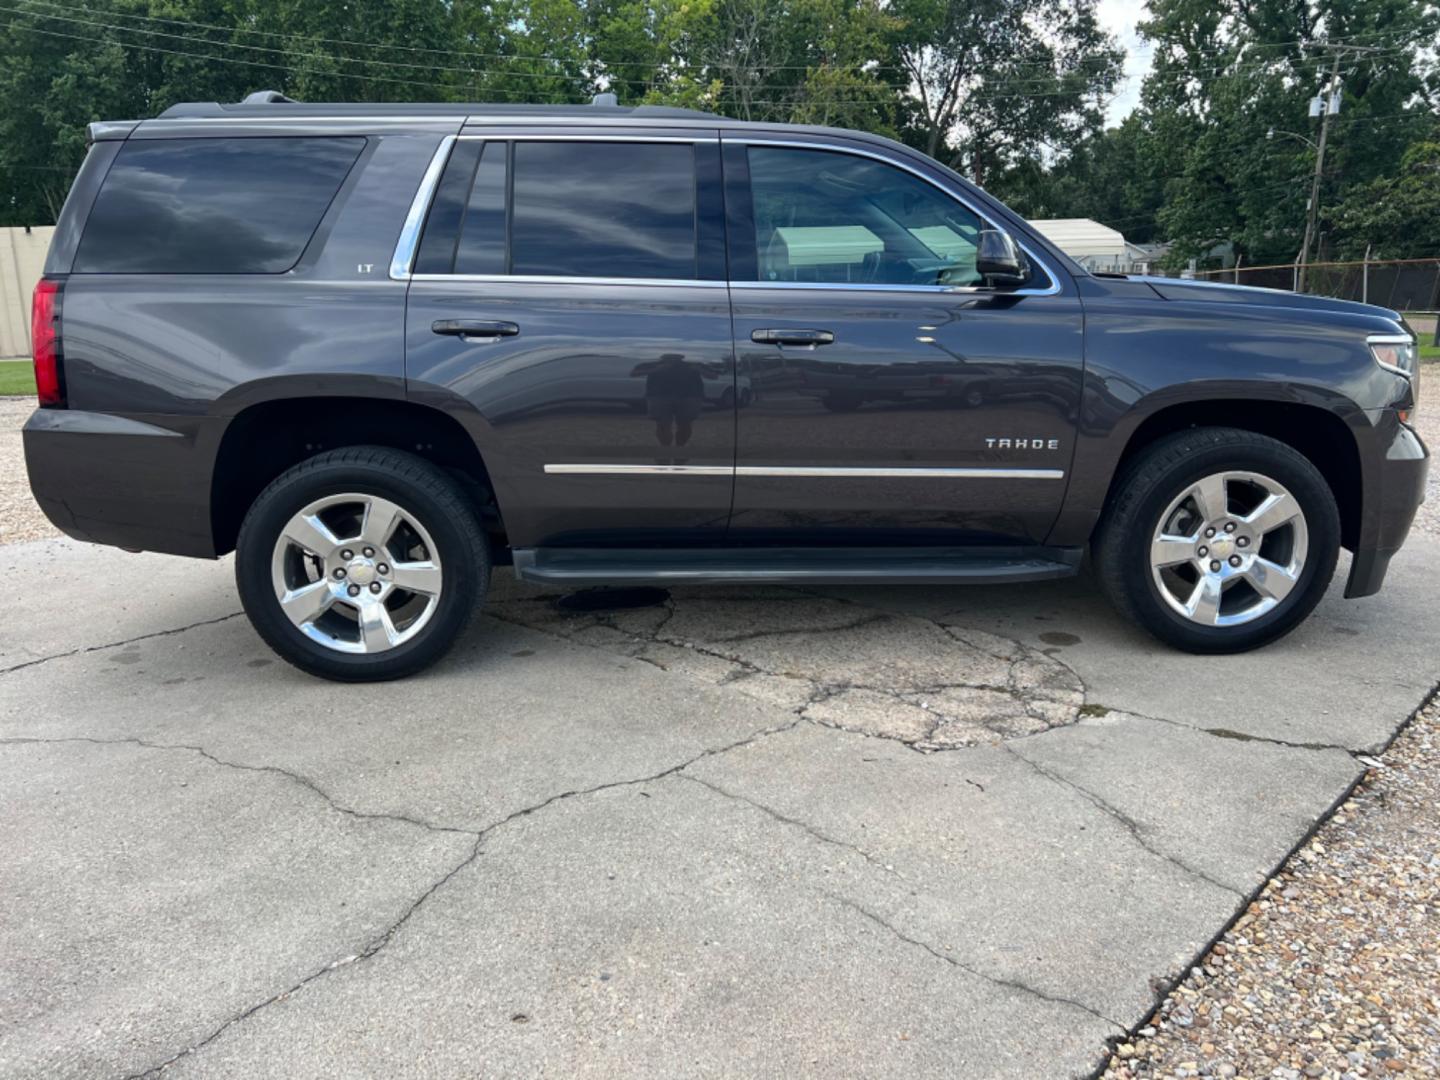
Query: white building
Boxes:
[{"xmin": 1027, "ymin": 218, "xmax": 1164, "ymax": 274}]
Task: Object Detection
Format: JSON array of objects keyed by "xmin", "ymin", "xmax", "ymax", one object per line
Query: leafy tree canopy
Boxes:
[{"xmin": 1, "ymin": 0, "xmax": 1436, "ymax": 271}]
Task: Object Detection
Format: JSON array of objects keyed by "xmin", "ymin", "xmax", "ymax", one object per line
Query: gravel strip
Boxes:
[
  {"xmin": 1406, "ymin": 363, "xmax": 1439, "ymax": 540},
  {"xmin": 1102, "ymin": 693, "xmax": 1440, "ymax": 1080},
  {"xmin": 0, "ymin": 395, "xmax": 57, "ymax": 545},
  {"xmin": 1102, "ymin": 365, "xmax": 1440, "ymax": 1079}
]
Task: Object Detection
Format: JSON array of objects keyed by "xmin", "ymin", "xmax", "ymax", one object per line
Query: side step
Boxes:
[{"xmin": 512, "ymin": 546, "xmax": 1082, "ymax": 587}]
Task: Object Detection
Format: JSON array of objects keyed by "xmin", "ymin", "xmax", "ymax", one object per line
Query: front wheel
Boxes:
[
  {"xmin": 1094, "ymin": 427, "xmax": 1340, "ymax": 654},
  {"xmin": 235, "ymin": 447, "xmax": 489, "ymax": 681}
]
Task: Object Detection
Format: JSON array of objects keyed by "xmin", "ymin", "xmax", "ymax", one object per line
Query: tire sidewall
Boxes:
[
  {"xmin": 1121, "ymin": 443, "xmax": 1340, "ymax": 652},
  {"xmin": 236, "ymin": 458, "xmax": 485, "ymax": 681}
]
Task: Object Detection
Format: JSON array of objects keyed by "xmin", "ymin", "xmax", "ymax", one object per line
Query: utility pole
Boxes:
[
  {"xmin": 1294, "ymin": 40, "xmax": 1387, "ymax": 294},
  {"xmin": 1297, "ymin": 49, "xmax": 1342, "ymax": 294}
]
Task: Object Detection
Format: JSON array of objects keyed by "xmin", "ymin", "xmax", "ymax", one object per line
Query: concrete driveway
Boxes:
[{"xmin": 2, "ymin": 537, "xmax": 1437, "ymax": 1079}]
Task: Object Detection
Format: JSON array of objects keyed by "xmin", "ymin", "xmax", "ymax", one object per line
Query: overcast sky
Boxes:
[{"xmin": 1097, "ymin": 0, "xmax": 1151, "ymax": 125}]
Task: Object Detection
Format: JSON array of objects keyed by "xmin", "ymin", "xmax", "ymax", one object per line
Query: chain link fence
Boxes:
[{"xmin": 1189, "ymin": 258, "xmax": 1440, "ymax": 342}]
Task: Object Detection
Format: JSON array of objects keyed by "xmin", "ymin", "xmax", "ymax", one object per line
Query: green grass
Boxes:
[
  {"xmin": 1420, "ymin": 342, "xmax": 1440, "ymax": 364},
  {"xmin": 0, "ymin": 360, "xmax": 35, "ymax": 397}
]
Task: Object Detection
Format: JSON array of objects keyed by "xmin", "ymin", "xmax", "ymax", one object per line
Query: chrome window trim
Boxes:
[
  {"xmin": 545, "ymin": 464, "xmax": 1065, "ymax": 480},
  {"xmin": 390, "ymin": 133, "xmax": 717, "ymax": 283},
  {"xmin": 729, "ymin": 137, "xmax": 1064, "ymax": 298},
  {"xmin": 411, "ymin": 273, "xmax": 726, "ymax": 289},
  {"xmin": 390, "ymin": 132, "xmax": 1067, "ymax": 296},
  {"xmin": 390, "ymin": 135, "xmax": 456, "ymax": 280}
]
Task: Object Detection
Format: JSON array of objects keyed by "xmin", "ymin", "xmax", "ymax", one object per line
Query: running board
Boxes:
[{"xmin": 511, "ymin": 546, "xmax": 1082, "ymax": 587}]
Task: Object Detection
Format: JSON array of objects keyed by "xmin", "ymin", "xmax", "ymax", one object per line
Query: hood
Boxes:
[{"xmin": 1131, "ymin": 276, "xmax": 1403, "ymax": 322}]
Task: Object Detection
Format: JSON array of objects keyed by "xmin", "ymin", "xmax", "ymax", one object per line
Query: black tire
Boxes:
[
  {"xmin": 235, "ymin": 446, "xmax": 489, "ymax": 681},
  {"xmin": 1093, "ymin": 427, "xmax": 1340, "ymax": 654}
]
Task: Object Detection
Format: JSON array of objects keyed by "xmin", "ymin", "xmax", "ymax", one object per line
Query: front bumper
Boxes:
[
  {"xmin": 22, "ymin": 408, "xmax": 219, "ymax": 558},
  {"xmin": 1344, "ymin": 417, "xmax": 1428, "ymax": 598}
]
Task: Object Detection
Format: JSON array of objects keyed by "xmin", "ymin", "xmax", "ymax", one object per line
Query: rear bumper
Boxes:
[
  {"xmin": 22, "ymin": 408, "xmax": 219, "ymax": 557},
  {"xmin": 1344, "ymin": 418, "xmax": 1428, "ymax": 598}
]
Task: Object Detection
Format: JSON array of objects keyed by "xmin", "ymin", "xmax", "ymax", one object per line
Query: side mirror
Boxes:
[{"xmin": 975, "ymin": 228, "xmax": 1028, "ymax": 286}]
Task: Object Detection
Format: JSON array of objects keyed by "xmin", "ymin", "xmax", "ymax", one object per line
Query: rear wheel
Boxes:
[
  {"xmin": 236, "ymin": 447, "xmax": 488, "ymax": 681},
  {"xmin": 1094, "ymin": 427, "xmax": 1340, "ymax": 653}
]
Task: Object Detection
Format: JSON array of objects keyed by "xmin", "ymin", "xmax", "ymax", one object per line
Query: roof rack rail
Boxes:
[{"xmin": 241, "ymin": 90, "xmax": 297, "ymax": 104}]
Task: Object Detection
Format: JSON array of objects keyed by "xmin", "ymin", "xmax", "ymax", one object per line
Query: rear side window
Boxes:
[
  {"xmin": 415, "ymin": 140, "xmax": 699, "ymax": 280},
  {"xmin": 511, "ymin": 142, "xmax": 695, "ymax": 279},
  {"xmin": 73, "ymin": 137, "xmax": 364, "ymax": 274}
]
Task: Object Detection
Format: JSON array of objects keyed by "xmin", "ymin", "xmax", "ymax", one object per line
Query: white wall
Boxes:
[{"xmin": 0, "ymin": 227, "xmax": 55, "ymax": 358}]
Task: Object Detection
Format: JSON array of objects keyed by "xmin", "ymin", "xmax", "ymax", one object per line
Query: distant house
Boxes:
[{"xmin": 1027, "ymin": 218, "xmax": 1168, "ymax": 275}]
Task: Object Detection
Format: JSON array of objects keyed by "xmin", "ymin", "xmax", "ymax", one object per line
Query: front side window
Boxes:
[
  {"xmin": 745, "ymin": 146, "xmax": 989, "ymax": 288},
  {"xmin": 415, "ymin": 140, "xmax": 700, "ymax": 280},
  {"xmin": 74, "ymin": 137, "xmax": 363, "ymax": 274}
]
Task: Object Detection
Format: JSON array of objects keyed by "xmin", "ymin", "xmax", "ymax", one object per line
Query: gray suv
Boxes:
[{"xmin": 24, "ymin": 93, "xmax": 1428, "ymax": 680}]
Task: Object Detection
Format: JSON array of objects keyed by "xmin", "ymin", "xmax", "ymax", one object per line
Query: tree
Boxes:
[
  {"xmin": 887, "ymin": 0, "xmax": 1122, "ymax": 188},
  {"xmin": 1330, "ymin": 137, "xmax": 1440, "ymax": 259},
  {"xmin": 1126, "ymin": 0, "xmax": 1439, "ymax": 267},
  {"xmin": 586, "ymin": 0, "xmax": 903, "ymax": 134},
  {"xmin": 0, "ymin": 0, "xmax": 484, "ymax": 225},
  {"xmin": 991, "ymin": 115, "xmax": 1167, "ymax": 243}
]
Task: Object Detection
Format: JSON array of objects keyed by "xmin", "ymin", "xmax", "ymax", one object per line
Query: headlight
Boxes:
[
  {"xmin": 1368, "ymin": 334, "xmax": 1418, "ymax": 378},
  {"xmin": 1369, "ymin": 333, "xmax": 1420, "ymax": 422}
]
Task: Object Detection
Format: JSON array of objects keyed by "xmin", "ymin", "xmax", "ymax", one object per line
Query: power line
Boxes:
[
  {"xmin": 4, "ymin": 1, "xmax": 598, "ymax": 84},
  {"xmin": 10, "ymin": 0, "xmax": 1434, "ymax": 83},
  {"xmin": 6, "ymin": 21, "xmax": 532, "ymax": 98},
  {"xmin": 2, "ymin": 0, "xmax": 1125, "ymax": 95},
  {"xmin": 2, "ymin": 8, "xmax": 1136, "ymax": 104},
  {"xmin": 6, "ymin": 0, "xmax": 1128, "ymax": 80},
  {"xmin": 6, "ymin": 2, "xmax": 1424, "ymax": 106},
  {"xmin": 11, "ymin": 12, "xmax": 1434, "ymax": 117}
]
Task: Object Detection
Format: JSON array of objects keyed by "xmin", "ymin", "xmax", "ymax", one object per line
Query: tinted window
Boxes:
[
  {"xmin": 454, "ymin": 142, "xmax": 508, "ymax": 275},
  {"xmin": 414, "ymin": 141, "xmax": 481, "ymax": 275},
  {"xmin": 746, "ymin": 146, "xmax": 987, "ymax": 287},
  {"xmin": 74, "ymin": 137, "xmax": 363, "ymax": 274},
  {"xmin": 510, "ymin": 142, "xmax": 697, "ymax": 279}
]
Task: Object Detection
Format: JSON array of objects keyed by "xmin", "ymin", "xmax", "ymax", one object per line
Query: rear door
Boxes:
[
  {"xmin": 402, "ymin": 129, "xmax": 734, "ymax": 549},
  {"xmin": 722, "ymin": 137, "xmax": 1084, "ymax": 546}
]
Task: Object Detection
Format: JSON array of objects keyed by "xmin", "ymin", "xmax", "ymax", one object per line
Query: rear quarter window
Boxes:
[{"xmin": 73, "ymin": 137, "xmax": 364, "ymax": 274}]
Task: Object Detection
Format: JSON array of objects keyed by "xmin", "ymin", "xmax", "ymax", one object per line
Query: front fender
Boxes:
[{"xmin": 1047, "ymin": 286, "xmax": 1402, "ymax": 546}]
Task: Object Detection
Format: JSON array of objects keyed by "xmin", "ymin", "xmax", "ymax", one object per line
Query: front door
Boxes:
[
  {"xmin": 722, "ymin": 139, "xmax": 1084, "ymax": 546},
  {"xmin": 404, "ymin": 132, "xmax": 734, "ymax": 549}
]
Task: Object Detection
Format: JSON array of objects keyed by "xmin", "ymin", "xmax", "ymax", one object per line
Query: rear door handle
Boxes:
[
  {"xmin": 432, "ymin": 319, "xmax": 520, "ymax": 342},
  {"xmin": 751, "ymin": 328, "xmax": 835, "ymax": 348}
]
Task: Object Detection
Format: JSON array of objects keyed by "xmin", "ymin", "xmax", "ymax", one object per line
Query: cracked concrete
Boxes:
[
  {"xmin": 2, "ymin": 534, "xmax": 1438, "ymax": 1078},
  {"xmin": 155, "ymin": 779, "xmax": 1124, "ymax": 1079},
  {"xmin": 488, "ymin": 584, "xmax": 1086, "ymax": 750},
  {"xmin": 0, "ymin": 737, "xmax": 474, "ymax": 1080}
]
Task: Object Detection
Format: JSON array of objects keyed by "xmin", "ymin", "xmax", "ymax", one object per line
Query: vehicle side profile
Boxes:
[{"xmin": 24, "ymin": 93, "xmax": 1428, "ymax": 680}]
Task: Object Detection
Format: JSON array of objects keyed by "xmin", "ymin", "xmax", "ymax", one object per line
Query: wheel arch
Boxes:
[
  {"xmin": 1101, "ymin": 398, "xmax": 1363, "ymax": 551},
  {"xmin": 210, "ymin": 396, "xmax": 509, "ymax": 558}
]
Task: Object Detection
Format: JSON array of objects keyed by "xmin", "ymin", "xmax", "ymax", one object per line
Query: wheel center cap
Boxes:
[
  {"xmin": 1209, "ymin": 535, "xmax": 1235, "ymax": 560},
  {"xmin": 346, "ymin": 557, "xmax": 377, "ymax": 585}
]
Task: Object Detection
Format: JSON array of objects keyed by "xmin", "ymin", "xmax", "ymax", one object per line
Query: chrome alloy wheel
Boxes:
[
  {"xmin": 1149, "ymin": 470, "xmax": 1309, "ymax": 627},
  {"xmin": 270, "ymin": 493, "xmax": 443, "ymax": 654}
]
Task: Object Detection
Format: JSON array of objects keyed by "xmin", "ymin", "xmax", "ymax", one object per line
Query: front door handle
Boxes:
[
  {"xmin": 751, "ymin": 328, "xmax": 835, "ymax": 348},
  {"xmin": 432, "ymin": 319, "xmax": 520, "ymax": 343}
]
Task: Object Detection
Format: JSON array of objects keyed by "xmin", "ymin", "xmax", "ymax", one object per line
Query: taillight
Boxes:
[
  {"xmin": 31, "ymin": 279, "xmax": 64, "ymax": 408},
  {"xmin": 31, "ymin": 278, "xmax": 64, "ymax": 407}
]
